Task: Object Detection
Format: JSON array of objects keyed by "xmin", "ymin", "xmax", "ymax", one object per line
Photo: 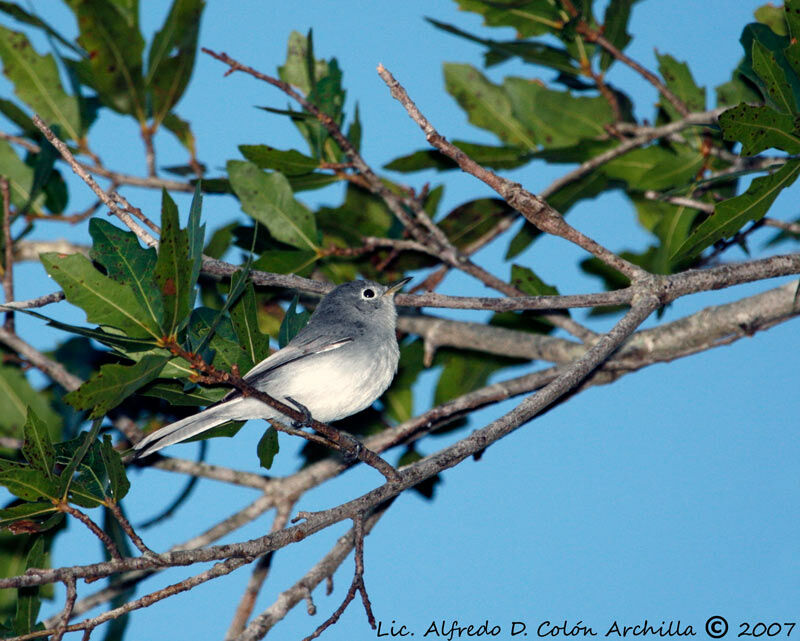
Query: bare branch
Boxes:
[
  {"xmin": 1, "ymin": 176, "xmax": 13, "ymax": 332},
  {"xmin": 0, "ymin": 325, "xmax": 82, "ymax": 391}
]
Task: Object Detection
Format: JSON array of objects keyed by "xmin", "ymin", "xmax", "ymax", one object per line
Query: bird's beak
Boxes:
[{"xmin": 383, "ymin": 276, "xmax": 412, "ymax": 297}]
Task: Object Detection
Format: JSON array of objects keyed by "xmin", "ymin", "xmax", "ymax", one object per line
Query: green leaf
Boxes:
[
  {"xmin": 0, "ymin": 26, "xmax": 81, "ymax": 141},
  {"xmin": 383, "ymin": 340, "xmax": 425, "ymax": 424},
  {"xmin": 278, "ymin": 295, "xmax": 310, "ymax": 348},
  {"xmin": 146, "ymin": 0, "xmax": 204, "ymax": 123},
  {"xmin": 751, "ymin": 38, "xmax": 797, "ymax": 113},
  {"xmin": 631, "ymin": 196, "xmax": 698, "ymax": 273},
  {"xmin": 503, "ymin": 78, "xmax": 614, "ymax": 148},
  {"xmin": 0, "ymin": 139, "xmax": 36, "ymax": 209},
  {"xmin": 64, "ymin": 354, "xmax": 169, "ymax": 419},
  {"xmin": 655, "ymin": 52, "xmax": 705, "ymax": 118},
  {"xmin": 443, "ymin": 63, "xmax": 536, "ymax": 148},
  {"xmin": 754, "ymin": 3, "xmax": 788, "ymax": 36},
  {"xmin": 511, "ymin": 264, "xmax": 559, "ymax": 296},
  {"xmin": 600, "ymin": 0, "xmax": 634, "ymax": 70},
  {"xmin": 56, "ymin": 420, "xmax": 101, "ymax": 501},
  {"xmin": 41, "ymin": 252, "xmax": 160, "ymax": 339},
  {"xmin": 139, "ymin": 380, "xmax": 229, "ymax": 406},
  {"xmin": 452, "ymin": 0, "xmax": 563, "ymax": 37},
  {"xmin": 718, "ymin": 102, "xmax": 800, "ymax": 155},
  {"xmin": 716, "ymin": 73, "xmax": 762, "ymax": 107},
  {"xmin": 786, "ymin": 0, "xmax": 800, "ymax": 40},
  {"xmin": 0, "ymin": 365, "xmax": 60, "ymax": 438},
  {"xmin": 426, "ymin": 18, "xmax": 578, "ymax": 74},
  {"xmin": 187, "ymin": 307, "xmax": 250, "ymax": 372},
  {"xmin": 0, "ymin": 2, "xmax": 82, "ymax": 54},
  {"xmin": 154, "ymin": 189, "xmax": 194, "ymax": 336},
  {"xmin": 256, "ymin": 426, "xmax": 279, "ymax": 469},
  {"xmin": 89, "ymin": 218, "xmax": 163, "ymax": 334},
  {"xmin": 239, "ymin": 145, "xmax": 319, "ymax": 175},
  {"xmin": 227, "ymin": 160, "xmax": 319, "ymax": 251},
  {"xmin": 0, "ymin": 468, "xmax": 59, "ymax": 502},
  {"xmin": 21, "ymin": 410, "xmax": 54, "ymax": 480},
  {"xmin": 384, "ymin": 141, "xmax": 529, "ymax": 172},
  {"xmin": 673, "ymin": 160, "xmax": 800, "ymax": 260},
  {"xmin": 0, "ymin": 502, "xmax": 59, "ymax": 531},
  {"xmin": 505, "ymin": 221, "xmax": 541, "ymax": 260},
  {"xmin": 162, "ymin": 111, "xmax": 197, "ymax": 158},
  {"xmin": 434, "ymin": 349, "xmax": 517, "ymax": 406},
  {"xmin": 437, "ymin": 198, "xmax": 514, "ymax": 251},
  {"xmin": 251, "ymin": 249, "xmax": 319, "ymax": 276},
  {"xmin": 278, "ymin": 30, "xmax": 328, "ymax": 95},
  {"xmin": 287, "ymin": 172, "xmax": 341, "ymax": 192},
  {"xmin": 14, "ymin": 537, "xmax": 44, "ymax": 635},
  {"xmin": 66, "ymin": 0, "xmax": 146, "ymax": 118},
  {"xmin": 187, "ymin": 181, "xmax": 205, "ymax": 291},
  {"xmin": 230, "ymin": 283, "xmax": 272, "ymax": 367},
  {"xmin": 99, "ymin": 434, "xmax": 129, "ymax": 501}
]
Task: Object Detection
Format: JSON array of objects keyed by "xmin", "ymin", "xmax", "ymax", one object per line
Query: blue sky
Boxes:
[{"xmin": 1, "ymin": 1, "xmax": 798, "ymax": 640}]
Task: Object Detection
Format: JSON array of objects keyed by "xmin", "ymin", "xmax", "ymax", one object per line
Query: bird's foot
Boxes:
[{"xmin": 285, "ymin": 396, "xmax": 313, "ymax": 428}]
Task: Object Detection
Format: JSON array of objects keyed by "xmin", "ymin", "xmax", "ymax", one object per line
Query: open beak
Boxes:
[{"xmin": 383, "ymin": 276, "xmax": 412, "ymax": 297}]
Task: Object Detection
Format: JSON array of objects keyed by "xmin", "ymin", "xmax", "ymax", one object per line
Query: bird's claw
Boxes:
[{"xmin": 285, "ymin": 396, "xmax": 313, "ymax": 428}]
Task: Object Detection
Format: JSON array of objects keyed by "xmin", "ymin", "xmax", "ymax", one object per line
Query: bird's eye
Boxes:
[{"xmin": 362, "ymin": 288, "xmax": 376, "ymax": 299}]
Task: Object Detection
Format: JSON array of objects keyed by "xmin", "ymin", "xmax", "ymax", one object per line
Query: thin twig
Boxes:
[
  {"xmin": 763, "ymin": 217, "xmax": 800, "ymax": 235},
  {"xmin": 50, "ymin": 578, "xmax": 77, "ymax": 641},
  {"xmin": 0, "ymin": 325, "xmax": 82, "ymax": 391},
  {"xmin": 106, "ymin": 502, "xmax": 156, "ymax": 557},
  {"xmin": 301, "ymin": 513, "xmax": 374, "ymax": 641},
  {"xmin": 31, "ymin": 116, "xmax": 159, "ymax": 248},
  {"xmin": 1, "ymin": 176, "xmax": 13, "ymax": 331},
  {"xmin": 377, "ymin": 64, "xmax": 648, "ymax": 282},
  {"xmin": 62, "ymin": 505, "xmax": 122, "ymax": 561}
]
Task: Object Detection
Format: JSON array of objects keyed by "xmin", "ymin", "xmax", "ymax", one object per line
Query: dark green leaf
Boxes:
[
  {"xmin": 41, "ymin": 252, "xmax": 161, "ymax": 339},
  {"xmin": 0, "ymin": 502, "xmax": 59, "ymax": 531},
  {"xmin": 438, "ymin": 198, "xmax": 514, "ymax": 250},
  {"xmin": 66, "ymin": 0, "xmax": 146, "ymax": 118},
  {"xmin": 505, "ymin": 220, "xmax": 541, "ymax": 260},
  {"xmin": 434, "ymin": 349, "xmax": 518, "ymax": 407},
  {"xmin": 227, "ymin": 161, "xmax": 319, "ymax": 251},
  {"xmin": 452, "ymin": 0, "xmax": 563, "ymax": 37},
  {"xmin": 0, "ymin": 139, "xmax": 36, "ymax": 209},
  {"xmin": 0, "ymin": 2, "xmax": 82, "ymax": 53},
  {"xmin": 162, "ymin": 111, "xmax": 197, "ymax": 158},
  {"xmin": 154, "ymin": 189, "xmax": 194, "ymax": 336},
  {"xmin": 347, "ymin": 102, "xmax": 362, "ymax": 151},
  {"xmin": 443, "ymin": 63, "xmax": 536, "ymax": 148},
  {"xmin": 56, "ymin": 419, "xmax": 101, "ymax": 501},
  {"xmin": 204, "ymin": 222, "xmax": 237, "ymax": 259},
  {"xmin": 786, "ymin": 0, "xmax": 800, "ymax": 41},
  {"xmin": 139, "ymin": 380, "xmax": 228, "ymax": 406},
  {"xmin": 14, "ymin": 537, "xmax": 44, "ymax": 635},
  {"xmin": 89, "ymin": 218, "xmax": 163, "ymax": 333},
  {"xmin": 21, "ymin": 410, "xmax": 54, "ymax": 480},
  {"xmin": 0, "ymin": 468, "xmax": 59, "ymax": 502},
  {"xmin": 187, "ymin": 307, "xmax": 250, "ymax": 372},
  {"xmin": 503, "ymin": 78, "xmax": 614, "ymax": 148},
  {"xmin": 716, "ymin": 73, "xmax": 762, "ymax": 107},
  {"xmin": 752, "ymin": 39, "xmax": 797, "ymax": 113},
  {"xmin": 383, "ymin": 340, "xmax": 425, "ymax": 424},
  {"xmin": 99, "ymin": 434, "xmax": 129, "ymax": 502},
  {"xmin": 0, "ymin": 26, "xmax": 81, "ymax": 141},
  {"xmin": 230, "ymin": 284, "xmax": 272, "ymax": 367},
  {"xmin": 239, "ymin": 145, "xmax": 319, "ymax": 175},
  {"xmin": 287, "ymin": 172, "xmax": 341, "ymax": 192},
  {"xmin": 146, "ymin": 0, "xmax": 204, "ymax": 122},
  {"xmin": 511, "ymin": 264, "xmax": 559, "ymax": 296},
  {"xmin": 718, "ymin": 102, "xmax": 800, "ymax": 155},
  {"xmin": 251, "ymin": 249, "xmax": 319, "ymax": 276},
  {"xmin": 673, "ymin": 159, "xmax": 800, "ymax": 260},
  {"xmin": 600, "ymin": 0, "xmax": 634, "ymax": 70},
  {"xmin": 0, "ymin": 365, "xmax": 61, "ymax": 437},
  {"xmin": 384, "ymin": 141, "xmax": 530, "ymax": 172},
  {"xmin": 655, "ymin": 52, "xmax": 706, "ymax": 118},
  {"xmin": 256, "ymin": 426, "xmax": 279, "ymax": 469},
  {"xmin": 187, "ymin": 181, "xmax": 205, "ymax": 291},
  {"xmin": 278, "ymin": 295, "xmax": 310, "ymax": 348},
  {"xmin": 64, "ymin": 354, "xmax": 169, "ymax": 419}
]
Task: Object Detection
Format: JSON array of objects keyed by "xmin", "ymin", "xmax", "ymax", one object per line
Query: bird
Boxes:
[{"xmin": 133, "ymin": 277, "xmax": 411, "ymax": 458}]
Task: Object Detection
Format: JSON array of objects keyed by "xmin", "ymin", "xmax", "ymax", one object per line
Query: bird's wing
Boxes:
[{"xmin": 241, "ymin": 332, "xmax": 353, "ymax": 384}]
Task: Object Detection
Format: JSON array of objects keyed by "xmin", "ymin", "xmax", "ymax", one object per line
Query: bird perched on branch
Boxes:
[{"xmin": 134, "ymin": 277, "xmax": 411, "ymax": 458}]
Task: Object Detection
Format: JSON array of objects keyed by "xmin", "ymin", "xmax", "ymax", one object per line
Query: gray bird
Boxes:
[{"xmin": 134, "ymin": 277, "xmax": 411, "ymax": 458}]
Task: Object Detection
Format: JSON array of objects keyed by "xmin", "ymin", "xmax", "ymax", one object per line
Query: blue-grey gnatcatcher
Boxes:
[{"xmin": 134, "ymin": 277, "xmax": 411, "ymax": 458}]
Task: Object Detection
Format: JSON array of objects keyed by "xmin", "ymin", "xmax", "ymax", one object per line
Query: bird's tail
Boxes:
[{"xmin": 133, "ymin": 400, "xmax": 244, "ymax": 458}]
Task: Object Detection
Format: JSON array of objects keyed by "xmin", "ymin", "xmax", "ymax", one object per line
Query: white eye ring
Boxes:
[{"xmin": 362, "ymin": 288, "xmax": 376, "ymax": 299}]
